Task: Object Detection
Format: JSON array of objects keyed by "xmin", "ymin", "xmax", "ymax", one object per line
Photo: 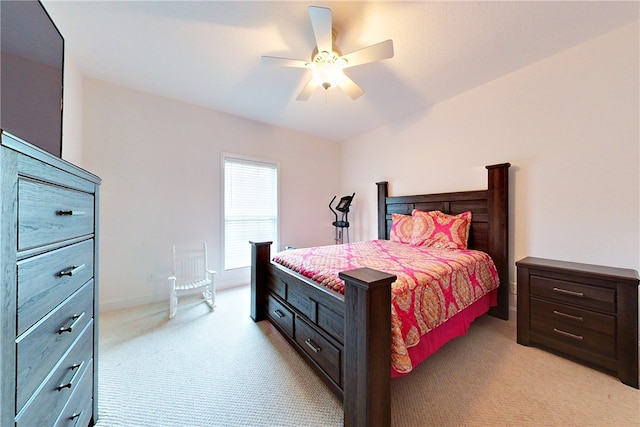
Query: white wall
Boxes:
[
  {"xmin": 61, "ymin": 57, "xmax": 83, "ymax": 164},
  {"xmin": 81, "ymin": 79, "xmax": 340, "ymax": 310},
  {"xmin": 72, "ymin": 20, "xmax": 638, "ymax": 311},
  {"xmin": 342, "ymin": 21, "xmax": 640, "ymax": 300}
]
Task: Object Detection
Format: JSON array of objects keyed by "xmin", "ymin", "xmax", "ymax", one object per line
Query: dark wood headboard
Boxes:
[{"xmin": 376, "ymin": 163, "xmax": 511, "ymax": 319}]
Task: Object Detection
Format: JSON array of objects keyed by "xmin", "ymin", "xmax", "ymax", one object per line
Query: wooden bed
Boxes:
[{"xmin": 250, "ymin": 163, "xmax": 510, "ymax": 426}]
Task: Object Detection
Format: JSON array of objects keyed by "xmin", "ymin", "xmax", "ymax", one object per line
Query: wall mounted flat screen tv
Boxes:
[{"xmin": 1, "ymin": 0, "xmax": 64, "ymax": 157}]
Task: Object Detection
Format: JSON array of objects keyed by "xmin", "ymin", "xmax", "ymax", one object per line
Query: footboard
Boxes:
[{"xmin": 250, "ymin": 241, "xmax": 396, "ymax": 427}]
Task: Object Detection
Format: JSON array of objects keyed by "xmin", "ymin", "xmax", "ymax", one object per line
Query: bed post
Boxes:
[
  {"xmin": 250, "ymin": 241, "xmax": 272, "ymax": 322},
  {"xmin": 377, "ymin": 181, "xmax": 389, "ymax": 239},
  {"xmin": 486, "ymin": 163, "xmax": 510, "ymax": 320},
  {"xmin": 340, "ymin": 268, "xmax": 396, "ymax": 427}
]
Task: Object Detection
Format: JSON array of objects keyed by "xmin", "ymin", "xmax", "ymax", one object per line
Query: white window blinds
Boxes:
[{"xmin": 223, "ymin": 155, "xmax": 278, "ymax": 270}]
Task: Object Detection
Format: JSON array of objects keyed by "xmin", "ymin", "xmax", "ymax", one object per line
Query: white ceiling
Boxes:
[{"xmin": 42, "ymin": 1, "xmax": 639, "ymax": 143}]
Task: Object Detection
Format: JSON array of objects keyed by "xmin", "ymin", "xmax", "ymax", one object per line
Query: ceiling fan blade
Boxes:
[
  {"xmin": 341, "ymin": 39, "xmax": 394, "ymax": 68},
  {"xmin": 308, "ymin": 6, "xmax": 333, "ymax": 54},
  {"xmin": 340, "ymin": 75, "xmax": 364, "ymax": 100},
  {"xmin": 296, "ymin": 79, "xmax": 318, "ymax": 101},
  {"xmin": 261, "ymin": 56, "xmax": 311, "ymax": 68}
]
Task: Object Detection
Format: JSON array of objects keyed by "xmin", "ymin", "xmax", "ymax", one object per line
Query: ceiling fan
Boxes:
[{"xmin": 261, "ymin": 6, "xmax": 394, "ymax": 101}]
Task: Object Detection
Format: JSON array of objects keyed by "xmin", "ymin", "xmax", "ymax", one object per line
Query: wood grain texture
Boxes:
[
  {"xmin": 516, "ymin": 256, "xmax": 639, "ymax": 388},
  {"xmin": 251, "ymin": 163, "xmax": 511, "ymax": 426},
  {"xmin": 0, "ymin": 140, "xmax": 19, "ymax": 427},
  {"xmin": 341, "ymin": 268, "xmax": 394, "ymax": 427},
  {"xmin": 18, "ymin": 178, "xmax": 94, "ymax": 251},
  {"xmin": 16, "ymin": 281, "xmax": 93, "ymax": 411},
  {"xmin": 17, "ymin": 239, "xmax": 94, "ymax": 335},
  {"xmin": 1, "ymin": 131, "xmax": 101, "ymax": 426}
]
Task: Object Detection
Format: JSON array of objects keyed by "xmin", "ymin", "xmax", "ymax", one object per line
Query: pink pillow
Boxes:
[
  {"xmin": 389, "ymin": 213, "xmax": 415, "ymax": 245},
  {"xmin": 411, "ymin": 210, "xmax": 472, "ymax": 250}
]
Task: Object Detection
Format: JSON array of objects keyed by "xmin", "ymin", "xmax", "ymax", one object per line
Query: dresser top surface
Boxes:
[
  {"xmin": 517, "ymin": 257, "xmax": 639, "ymax": 282},
  {"xmin": 1, "ymin": 130, "xmax": 101, "ymax": 184}
]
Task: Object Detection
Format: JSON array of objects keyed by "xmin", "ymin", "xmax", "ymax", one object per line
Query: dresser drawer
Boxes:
[
  {"xmin": 295, "ymin": 316, "xmax": 341, "ymax": 386},
  {"xmin": 16, "ymin": 324, "xmax": 93, "ymax": 427},
  {"xmin": 530, "ymin": 297, "xmax": 615, "ymax": 336},
  {"xmin": 16, "ymin": 282, "xmax": 93, "ymax": 411},
  {"xmin": 54, "ymin": 356, "xmax": 94, "ymax": 427},
  {"xmin": 530, "ymin": 275, "xmax": 615, "ymax": 313},
  {"xmin": 18, "ymin": 178, "xmax": 94, "ymax": 251},
  {"xmin": 531, "ymin": 310, "xmax": 615, "ymax": 359},
  {"xmin": 267, "ymin": 294, "xmax": 294, "ymax": 337},
  {"xmin": 17, "ymin": 239, "xmax": 94, "ymax": 335}
]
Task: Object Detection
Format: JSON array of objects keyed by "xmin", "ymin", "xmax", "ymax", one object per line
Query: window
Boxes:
[{"xmin": 223, "ymin": 155, "xmax": 278, "ymax": 270}]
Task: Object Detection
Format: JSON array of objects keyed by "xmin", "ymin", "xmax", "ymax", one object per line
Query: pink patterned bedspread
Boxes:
[{"xmin": 272, "ymin": 240, "xmax": 499, "ymax": 374}]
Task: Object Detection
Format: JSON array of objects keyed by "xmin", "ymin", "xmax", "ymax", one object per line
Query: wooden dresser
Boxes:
[
  {"xmin": 516, "ymin": 256, "xmax": 639, "ymax": 388},
  {"xmin": 1, "ymin": 131, "xmax": 101, "ymax": 426}
]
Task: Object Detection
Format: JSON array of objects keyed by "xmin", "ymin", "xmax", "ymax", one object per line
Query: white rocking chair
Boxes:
[{"xmin": 168, "ymin": 242, "xmax": 216, "ymax": 318}]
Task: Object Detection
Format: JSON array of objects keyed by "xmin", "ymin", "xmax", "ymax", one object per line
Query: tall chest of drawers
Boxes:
[
  {"xmin": 516, "ymin": 257, "xmax": 639, "ymax": 388},
  {"xmin": 1, "ymin": 131, "xmax": 101, "ymax": 426}
]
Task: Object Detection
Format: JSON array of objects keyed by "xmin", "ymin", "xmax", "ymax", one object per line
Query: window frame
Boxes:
[{"xmin": 221, "ymin": 153, "xmax": 279, "ymax": 273}]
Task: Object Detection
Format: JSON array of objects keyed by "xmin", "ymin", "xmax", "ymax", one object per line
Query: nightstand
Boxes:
[{"xmin": 516, "ymin": 257, "xmax": 639, "ymax": 388}]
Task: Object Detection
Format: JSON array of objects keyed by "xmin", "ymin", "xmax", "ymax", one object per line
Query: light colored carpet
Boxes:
[{"xmin": 96, "ymin": 286, "xmax": 639, "ymax": 426}]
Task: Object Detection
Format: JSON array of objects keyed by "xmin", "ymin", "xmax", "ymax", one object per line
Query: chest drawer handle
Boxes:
[
  {"xmin": 553, "ymin": 328, "xmax": 584, "ymax": 341},
  {"xmin": 552, "ymin": 287, "xmax": 584, "ymax": 298},
  {"xmin": 70, "ymin": 410, "xmax": 83, "ymax": 426},
  {"xmin": 304, "ymin": 338, "xmax": 321, "ymax": 353},
  {"xmin": 58, "ymin": 264, "xmax": 86, "ymax": 277},
  {"xmin": 58, "ymin": 312, "xmax": 85, "ymax": 334},
  {"xmin": 57, "ymin": 361, "xmax": 84, "ymax": 391},
  {"xmin": 56, "ymin": 210, "xmax": 86, "ymax": 216},
  {"xmin": 553, "ymin": 310, "xmax": 584, "ymax": 322},
  {"xmin": 272, "ymin": 309, "xmax": 286, "ymax": 318}
]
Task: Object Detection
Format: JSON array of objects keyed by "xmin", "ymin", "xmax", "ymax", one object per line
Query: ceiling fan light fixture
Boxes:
[
  {"xmin": 336, "ymin": 57, "xmax": 348, "ymax": 67},
  {"xmin": 312, "ymin": 62, "xmax": 344, "ymax": 90},
  {"xmin": 260, "ymin": 6, "xmax": 394, "ymax": 100}
]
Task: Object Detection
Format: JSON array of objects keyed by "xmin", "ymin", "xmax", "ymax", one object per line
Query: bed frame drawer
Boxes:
[
  {"xmin": 316, "ymin": 303, "xmax": 344, "ymax": 344},
  {"xmin": 267, "ymin": 276, "xmax": 286, "ymax": 299},
  {"xmin": 287, "ymin": 282, "xmax": 315, "ymax": 319},
  {"xmin": 295, "ymin": 316, "xmax": 341, "ymax": 386},
  {"xmin": 267, "ymin": 294, "xmax": 294, "ymax": 337}
]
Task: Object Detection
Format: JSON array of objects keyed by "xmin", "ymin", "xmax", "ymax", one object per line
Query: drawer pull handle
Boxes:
[
  {"xmin": 56, "ymin": 210, "xmax": 86, "ymax": 216},
  {"xmin": 553, "ymin": 310, "xmax": 584, "ymax": 322},
  {"xmin": 273, "ymin": 309, "xmax": 285, "ymax": 318},
  {"xmin": 304, "ymin": 338, "xmax": 321, "ymax": 353},
  {"xmin": 552, "ymin": 287, "xmax": 584, "ymax": 298},
  {"xmin": 58, "ymin": 264, "xmax": 86, "ymax": 277},
  {"xmin": 553, "ymin": 328, "xmax": 584, "ymax": 341},
  {"xmin": 70, "ymin": 410, "xmax": 84, "ymax": 427},
  {"xmin": 57, "ymin": 361, "xmax": 84, "ymax": 391},
  {"xmin": 58, "ymin": 312, "xmax": 85, "ymax": 334}
]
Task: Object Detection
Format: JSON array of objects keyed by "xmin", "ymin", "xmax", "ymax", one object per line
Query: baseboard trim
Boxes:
[{"xmin": 99, "ymin": 282, "xmax": 248, "ymax": 312}]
